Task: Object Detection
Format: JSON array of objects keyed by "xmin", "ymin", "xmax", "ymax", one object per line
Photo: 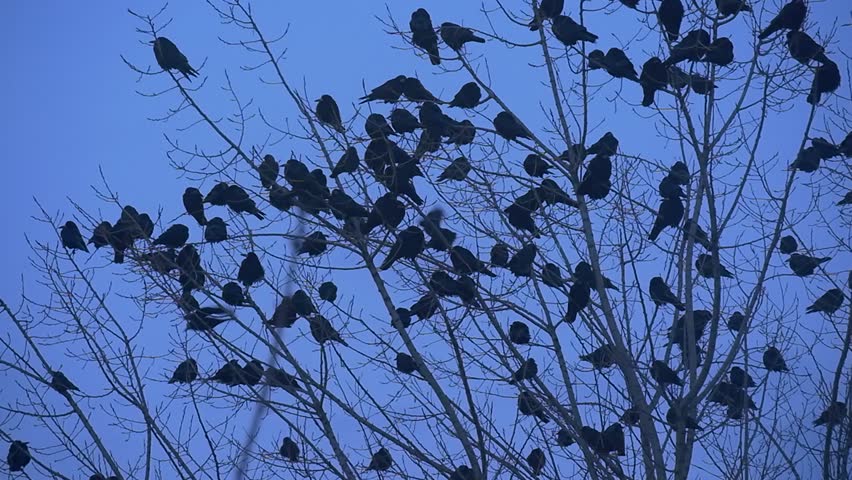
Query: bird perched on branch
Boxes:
[
  {"xmin": 758, "ymin": 0, "xmax": 806, "ymax": 40},
  {"xmin": 152, "ymin": 37, "xmax": 198, "ymax": 80},
  {"xmin": 518, "ymin": 390, "xmax": 550, "ymax": 423},
  {"xmin": 410, "ymin": 9, "xmax": 440, "ymax": 65},
  {"xmin": 529, "ymin": 0, "xmax": 564, "ymax": 31},
  {"xmin": 658, "ymin": 0, "xmax": 684, "ymax": 41},
  {"xmin": 315, "ymin": 95, "xmax": 344, "ymax": 133},
  {"xmin": 183, "ymin": 188, "xmax": 207, "ymax": 226},
  {"xmin": 380, "ymin": 226, "xmax": 425, "ymax": 270},
  {"xmin": 806, "ymin": 289, "xmax": 844, "ymax": 315},
  {"xmin": 60, "ymin": 221, "xmax": 88, "ymax": 253},
  {"xmin": 169, "ymin": 359, "xmax": 199, "ymax": 384},
  {"xmin": 552, "ymin": 15, "xmax": 598, "ymax": 46},
  {"xmin": 763, "ymin": 346, "xmax": 789, "ymax": 372},
  {"xmin": 649, "ymin": 276, "xmax": 685, "ymax": 310},
  {"xmin": 449, "ymin": 82, "xmax": 482, "ymax": 108},
  {"xmin": 649, "ymin": 197, "xmax": 684, "ymax": 241},
  {"xmin": 440, "ymin": 22, "xmax": 485, "ymax": 50},
  {"xmin": 367, "ymin": 447, "xmax": 393, "ymax": 471},
  {"xmin": 788, "ymin": 253, "xmax": 830, "ymax": 277},
  {"xmin": 360, "ymin": 76, "xmax": 407, "ymax": 103}
]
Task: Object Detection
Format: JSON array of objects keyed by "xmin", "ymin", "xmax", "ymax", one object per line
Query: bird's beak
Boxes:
[{"xmin": 148, "ymin": 40, "xmax": 156, "ymax": 45}]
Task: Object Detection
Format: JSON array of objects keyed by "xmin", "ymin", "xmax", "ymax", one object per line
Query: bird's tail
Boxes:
[
  {"xmin": 251, "ymin": 209, "xmax": 266, "ymax": 220},
  {"xmin": 528, "ymin": 19, "xmax": 541, "ymax": 31},
  {"xmin": 113, "ymin": 250, "xmax": 125, "ymax": 264},
  {"xmin": 642, "ymin": 85, "xmax": 656, "ymax": 107}
]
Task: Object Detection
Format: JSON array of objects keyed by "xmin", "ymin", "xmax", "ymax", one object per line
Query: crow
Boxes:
[
  {"xmin": 528, "ymin": 0, "xmax": 564, "ymax": 31},
  {"xmin": 695, "ymin": 253, "xmax": 734, "ymax": 278},
  {"xmin": 640, "ymin": 57, "xmax": 668, "ymax": 107},
  {"xmin": 389, "ymin": 109, "xmax": 421, "ymax": 134},
  {"xmin": 362, "ymin": 194, "xmax": 406, "ymax": 235},
  {"xmin": 508, "ymin": 243, "xmax": 538, "ymax": 277},
  {"xmin": 649, "ymin": 276, "xmax": 685, "ymax": 310},
  {"xmin": 779, "ymin": 235, "xmax": 797, "ymax": 254},
  {"xmin": 509, "ymin": 358, "xmax": 538, "ymax": 384},
  {"xmin": 448, "ymin": 82, "xmax": 482, "ymax": 108},
  {"xmin": 410, "ymin": 293, "xmax": 440, "ymax": 320},
  {"xmin": 212, "ymin": 360, "xmax": 243, "ymax": 386},
  {"xmin": 493, "ymin": 111, "xmax": 532, "ymax": 141},
  {"xmin": 204, "ymin": 182, "xmax": 230, "ymax": 205},
  {"xmin": 683, "ymin": 219, "xmax": 712, "ymax": 250},
  {"xmin": 450, "ymin": 246, "xmax": 496, "ymax": 276},
  {"xmin": 438, "ymin": 157, "xmax": 472, "ymax": 182},
  {"xmin": 50, "ymin": 371, "xmax": 80, "ymax": 394},
  {"xmin": 240, "ymin": 360, "xmax": 264, "ymax": 386},
  {"xmin": 89, "ymin": 221, "xmax": 111, "ymax": 249},
  {"xmin": 838, "ymin": 191, "xmax": 852, "ymax": 206},
  {"xmin": 309, "ymin": 315, "xmax": 347, "ymax": 345},
  {"xmin": 265, "ymin": 367, "xmax": 303, "ymax": 392},
  {"xmin": 730, "ymin": 366, "xmax": 756, "ymax": 388},
  {"xmin": 556, "ymin": 429, "xmax": 575, "ymax": 447},
  {"xmin": 658, "ymin": 0, "xmax": 684, "ymax": 41},
  {"xmin": 380, "ymin": 226, "xmax": 425, "ymax": 270},
  {"xmin": 806, "ymin": 288, "xmax": 844, "ymax": 315},
  {"xmin": 564, "ymin": 282, "xmax": 591, "ymax": 323},
  {"xmin": 788, "ymin": 253, "xmax": 830, "ymax": 277},
  {"xmin": 807, "ymin": 59, "xmax": 841, "ymax": 105},
  {"xmin": 524, "ymin": 154, "xmax": 551, "ymax": 177},
  {"xmin": 704, "ymin": 37, "xmax": 734, "ymax": 66},
  {"xmin": 153, "ymin": 224, "xmax": 189, "ymax": 249},
  {"xmin": 603, "ymin": 423, "xmax": 626, "ymax": 456},
  {"xmin": 410, "ymin": 8, "xmax": 440, "ymax": 65},
  {"xmin": 504, "ymin": 203, "xmax": 540, "ymax": 236},
  {"xmin": 6, "ymin": 440, "xmax": 30, "ymax": 472},
  {"xmin": 814, "ymin": 402, "xmax": 846, "ymax": 426},
  {"xmin": 758, "ymin": 0, "xmax": 806, "ymax": 40},
  {"xmin": 601, "ymin": 48, "xmax": 639, "ymax": 81},
  {"xmin": 221, "ymin": 282, "xmax": 245, "ymax": 306},
  {"xmin": 237, "ymin": 252, "xmax": 264, "ymax": 286},
  {"xmin": 403, "ymin": 77, "xmax": 440, "ymax": 103},
  {"xmin": 576, "ymin": 154, "xmax": 613, "ymax": 200},
  {"xmin": 541, "ymin": 263, "xmax": 566, "ymax": 288},
  {"xmin": 526, "ymin": 448, "xmax": 546, "ymax": 476},
  {"xmin": 509, "ymin": 321, "xmax": 531, "ymax": 344},
  {"xmin": 224, "ymin": 185, "xmax": 265, "ymax": 220},
  {"xmin": 787, "ymin": 31, "xmax": 829, "ymax": 65},
  {"xmin": 716, "ymin": 0, "xmax": 751, "ymax": 17},
  {"xmin": 367, "ymin": 447, "xmax": 393, "ymax": 471},
  {"xmin": 315, "ymin": 95, "xmax": 344, "ymax": 133},
  {"xmin": 365, "ymin": 113, "xmax": 395, "ymax": 140},
  {"xmin": 60, "ymin": 221, "xmax": 89, "ymax": 253},
  {"xmin": 152, "ymin": 37, "xmax": 198, "ymax": 80},
  {"xmin": 169, "ymin": 359, "xmax": 199, "ymax": 384},
  {"xmin": 395, "ymin": 352, "xmax": 420, "ymax": 374},
  {"xmin": 586, "ymin": 132, "xmax": 619, "ymax": 157},
  {"xmin": 651, "ymin": 360, "xmax": 683, "ymax": 386},
  {"xmin": 667, "ymin": 405, "xmax": 702, "ymax": 430},
  {"xmin": 204, "ymin": 217, "xmax": 227, "ymax": 243},
  {"xmin": 279, "ymin": 437, "xmax": 300, "ymax": 462},
  {"xmin": 551, "ymin": 15, "xmax": 598, "ymax": 46},
  {"xmin": 727, "ymin": 311, "xmax": 745, "ymax": 332},
  {"xmin": 659, "ymin": 174, "xmax": 686, "ymax": 199},
  {"xmin": 649, "ymin": 197, "xmax": 684, "ymax": 241},
  {"xmin": 360, "ymin": 75, "xmax": 407, "ymax": 103},
  {"xmin": 183, "ymin": 187, "xmax": 207, "ymax": 225},
  {"xmin": 518, "ymin": 390, "xmax": 550, "ymax": 423},
  {"xmin": 664, "ymin": 29, "xmax": 711, "ymax": 65},
  {"xmin": 298, "ymin": 231, "xmax": 328, "ymax": 257},
  {"xmin": 440, "ymin": 22, "xmax": 485, "ymax": 51},
  {"xmin": 490, "ymin": 243, "xmax": 510, "ymax": 267},
  {"xmin": 580, "ymin": 344, "xmax": 616, "ymax": 369},
  {"xmin": 763, "ymin": 346, "xmax": 789, "ymax": 372},
  {"xmin": 391, "ymin": 307, "xmax": 412, "ymax": 329}
]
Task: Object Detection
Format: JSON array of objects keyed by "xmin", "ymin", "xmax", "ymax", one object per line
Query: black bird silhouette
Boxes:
[
  {"xmin": 204, "ymin": 182, "xmax": 230, "ymax": 206},
  {"xmin": 725, "ymin": 311, "xmax": 745, "ymax": 332},
  {"xmin": 759, "ymin": 0, "xmax": 806, "ymax": 40},
  {"xmin": 395, "ymin": 352, "xmax": 420, "ymax": 374},
  {"xmin": 588, "ymin": 49, "xmax": 606, "ymax": 70},
  {"xmin": 649, "ymin": 276, "xmax": 685, "ymax": 310},
  {"xmin": 667, "ymin": 405, "xmax": 702, "ymax": 430},
  {"xmin": 523, "ymin": 154, "xmax": 551, "ymax": 177},
  {"xmin": 603, "ymin": 423, "xmax": 626, "ymax": 456},
  {"xmin": 257, "ymin": 154, "xmax": 279, "ymax": 190},
  {"xmin": 391, "ymin": 307, "xmax": 412, "ymax": 329},
  {"xmin": 665, "ymin": 29, "xmax": 711, "ymax": 65},
  {"xmin": 640, "ymin": 57, "xmax": 668, "ymax": 106},
  {"xmin": 240, "ymin": 360, "xmax": 264, "ymax": 386},
  {"xmin": 730, "ymin": 366, "xmax": 756, "ymax": 388},
  {"xmin": 649, "ymin": 197, "xmax": 684, "ymax": 241},
  {"xmin": 509, "ymin": 321, "xmax": 531, "ymax": 344},
  {"xmin": 450, "ymin": 246, "xmax": 496, "ymax": 276},
  {"xmin": 449, "ymin": 82, "xmax": 482, "ymax": 108},
  {"xmin": 806, "ymin": 288, "xmax": 844, "ymax": 315},
  {"xmin": 811, "ymin": 137, "xmax": 841, "ymax": 159},
  {"xmin": 695, "ymin": 253, "xmax": 734, "ymax": 278},
  {"xmin": 668, "ymin": 161, "xmax": 690, "ymax": 184},
  {"xmin": 788, "ymin": 253, "xmax": 830, "ymax": 277},
  {"xmin": 410, "ymin": 8, "xmax": 440, "ymax": 65},
  {"xmin": 493, "ymin": 111, "xmax": 531, "ymax": 141},
  {"xmin": 526, "ymin": 448, "xmax": 546, "ymax": 476},
  {"xmin": 716, "ymin": 0, "xmax": 751, "ymax": 16},
  {"xmin": 107, "ymin": 223, "xmax": 133, "ymax": 264},
  {"xmin": 418, "ymin": 102, "xmax": 451, "ymax": 134},
  {"xmin": 410, "ymin": 293, "xmax": 440, "ymax": 320},
  {"xmin": 683, "ymin": 219, "xmax": 712, "ymax": 250},
  {"xmin": 421, "ymin": 209, "xmax": 456, "ymax": 251},
  {"xmin": 574, "ymin": 261, "xmax": 620, "ymax": 290},
  {"xmin": 763, "ymin": 346, "xmax": 789, "ymax": 372},
  {"xmin": 315, "ymin": 95, "xmax": 344, "ymax": 133},
  {"xmin": 576, "ymin": 154, "xmax": 613, "ymax": 200},
  {"xmin": 666, "ymin": 65, "xmax": 691, "ymax": 89},
  {"xmin": 669, "ymin": 310, "xmax": 712, "ymax": 348},
  {"xmin": 600, "ymin": 48, "xmax": 639, "ymax": 81},
  {"xmin": 221, "ymin": 282, "xmax": 245, "ymax": 306},
  {"xmin": 518, "ymin": 390, "xmax": 550, "ymax": 423},
  {"xmin": 389, "ymin": 109, "xmax": 421, "ymax": 134},
  {"xmin": 449, "ymin": 466, "xmax": 475, "ymax": 480},
  {"xmin": 807, "ymin": 59, "xmax": 841, "ymax": 105},
  {"xmin": 267, "ymin": 296, "xmax": 298, "ymax": 328},
  {"xmin": 787, "ymin": 31, "xmax": 829, "ymax": 65},
  {"xmin": 89, "ymin": 221, "xmax": 111, "ymax": 249},
  {"xmin": 169, "ymin": 359, "xmax": 199, "ymax": 384},
  {"xmin": 457, "ymin": 276, "xmax": 481, "ymax": 306},
  {"xmin": 184, "ymin": 306, "xmax": 229, "ymax": 331},
  {"xmin": 182, "ymin": 187, "xmax": 207, "ymax": 226},
  {"xmin": 580, "ymin": 344, "xmax": 616, "ymax": 369},
  {"xmin": 380, "ymin": 226, "xmax": 425, "ymax": 270},
  {"xmin": 212, "ymin": 360, "xmax": 243, "ymax": 386},
  {"xmin": 659, "ymin": 174, "xmax": 686, "ymax": 199},
  {"xmin": 838, "ymin": 191, "xmax": 852, "ymax": 206},
  {"xmin": 7, "ymin": 440, "xmax": 30, "ymax": 472},
  {"xmin": 367, "ymin": 447, "xmax": 393, "ymax": 471},
  {"xmin": 508, "ymin": 243, "xmax": 538, "ymax": 277},
  {"xmin": 204, "ymin": 217, "xmax": 227, "ymax": 243},
  {"xmin": 790, "ymin": 146, "xmax": 823, "ymax": 173},
  {"xmin": 224, "ymin": 185, "xmax": 265, "ymax": 220},
  {"xmin": 651, "ymin": 360, "xmax": 683, "ymax": 386},
  {"xmin": 541, "ymin": 263, "xmax": 566, "ymax": 288},
  {"xmin": 689, "ymin": 74, "xmax": 716, "ymax": 95},
  {"xmin": 620, "ymin": 406, "xmax": 640, "ymax": 426},
  {"xmin": 658, "ymin": 0, "xmax": 685, "ymax": 41},
  {"xmin": 362, "ymin": 194, "xmax": 406, "ymax": 235},
  {"xmin": 587, "ymin": 132, "xmax": 619, "ymax": 157},
  {"xmin": 298, "ymin": 231, "xmax": 328, "ymax": 257},
  {"xmin": 564, "ymin": 282, "xmax": 591, "ymax": 323},
  {"xmin": 814, "ymin": 402, "xmax": 846, "ymax": 426},
  {"xmin": 318, "ymin": 281, "xmax": 338, "ymax": 303},
  {"xmin": 779, "ymin": 235, "xmax": 797, "ymax": 254},
  {"xmin": 445, "ymin": 119, "xmax": 476, "ymax": 146},
  {"xmin": 579, "ymin": 426, "xmax": 608, "ymax": 453},
  {"xmin": 529, "ymin": 0, "xmax": 564, "ymax": 30},
  {"xmin": 325, "ymin": 151, "xmax": 358, "ymax": 183},
  {"xmin": 238, "ymin": 252, "xmax": 264, "ymax": 286},
  {"xmin": 552, "ymin": 15, "xmax": 598, "ymax": 46},
  {"xmin": 265, "ymin": 367, "xmax": 303, "ymax": 392},
  {"xmin": 328, "ymin": 189, "xmax": 369, "ymax": 221},
  {"xmin": 438, "ymin": 157, "xmax": 472, "ymax": 182},
  {"xmin": 440, "ymin": 22, "xmax": 485, "ymax": 50},
  {"xmin": 403, "ymin": 77, "xmax": 440, "ymax": 103},
  {"xmin": 50, "ymin": 371, "xmax": 79, "ymax": 394},
  {"xmin": 152, "ymin": 37, "xmax": 198, "ymax": 80},
  {"xmin": 509, "ymin": 358, "xmax": 538, "ymax": 384},
  {"xmin": 490, "ymin": 244, "xmax": 510, "ymax": 268},
  {"xmin": 360, "ymin": 75, "xmax": 407, "ymax": 103},
  {"xmin": 504, "ymin": 203, "xmax": 540, "ymax": 236},
  {"xmin": 310, "ymin": 315, "xmax": 347, "ymax": 345},
  {"xmin": 365, "ymin": 113, "xmax": 395, "ymax": 140},
  {"xmin": 60, "ymin": 221, "xmax": 88, "ymax": 253},
  {"xmin": 153, "ymin": 224, "xmax": 189, "ymax": 249},
  {"xmin": 705, "ymin": 37, "xmax": 734, "ymax": 66},
  {"xmin": 279, "ymin": 437, "xmax": 300, "ymax": 462}
]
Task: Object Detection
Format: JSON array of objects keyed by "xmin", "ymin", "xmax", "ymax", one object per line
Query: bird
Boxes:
[
  {"xmin": 838, "ymin": 191, "xmax": 852, "ymax": 206},
  {"xmin": 509, "ymin": 321, "xmax": 531, "ymax": 344},
  {"xmin": 367, "ymin": 447, "xmax": 393, "ymax": 471},
  {"xmin": 814, "ymin": 402, "xmax": 846, "ymax": 426},
  {"xmin": 309, "ymin": 315, "xmax": 347, "ymax": 345},
  {"xmin": 541, "ymin": 263, "xmax": 566, "ymax": 288},
  {"xmin": 649, "ymin": 197, "xmax": 684, "ymax": 241},
  {"xmin": 730, "ymin": 366, "xmax": 756, "ymax": 388},
  {"xmin": 526, "ymin": 448, "xmax": 546, "ymax": 476},
  {"xmin": 421, "ymin": 209, "xmax": 456, "ymax": 251},
  {"xmin": 314, "ymin": 95, "xmax": 345, "ymax": 133},
  {"xmin": 779, "ymin": 235, "xmax": 797, "ymax": 254},
  {"xmin": 508, "ymin": 243, "xmax": 538, "ymax": 277},
  {"xmin": 362, "ymin": 194, "xmax": 406, "ymax": 235},
  {"xmin": 182, "ymin": 187, "xmax": 207, "ymax": 226},
  {"xmin": 689, "ymin": 74, "xmax": 716, "ymax": 95},
  {"xmin": 666, "ymin": 64, "xmax": 691, "ymax": 89},
  {"xmin": 389, "ymin": 109, "xmax": 421, "ymax": 135},
  {"xmin": 204, "ymin": 217, "xmax": 227, "ymax": 243},
  {"xmin": 504, "ymin": 203, "xmax": 540, "ymax": 237},
  {"xmin": 556, "ymin": 429, "xmax": 575, "ymax": 447},
  {"xmin": 6, "ymin": 440, "xmax": 30, "ymax": 472},
  {"xmin": 449, "ymin": 82, "xmax": 482, "ymax": 108},
  {"xmin": 509, "ymin": 358, "xmax": 538, "ymax": 384},
  {"xmin": 237, "ymin": 252, "xmax": 264, "ymax": 286},
  {"xmin": 221, "ymin": 282, "xmax": 245, "ymax": 306},
  {"xmin": 392, "ymin": 307, "xmax": 412, "ymax": 329},
  {"xmin": 518, "ymin": 390, "xmax": 550, "ymax": 422},
  {"xmin": 668, "ymin": 161, "xmax": 690, "ymax": 184},
  {"xmin": 658, "ymin": 0, "xmax": 685, "ymax": 41},
  {"xmin": 490, "ymin": 243, "xmax": 510, "ymax": 267},
  {"xmin": 620, "ymin": 406, "xmax": 640, "ymax": 426},
  {"xmin": 790, "ymin": 146, "xmax": 822, "ymax": 172},
  {"xmin": 806, "ymin": 289, "xmax": 844, "ymax": 315},
  {"xmin": 763, "ymin": 346, "xmax": 789, "ymax": 372},
  {"xmin": 151, "ymin": 37, "xmax": 198, "ymax": 80},
  {"xmin": 204, "ymin": 182, "xmax": 230, "ymax": 206},
  {"xmin": 669, "ymin": 310, "xmax": 712, "ymax": 348},
  {"xmin": 493, "ymin": 111, "xmax": 531, "ymax": 141},
  {"xmin": 404, "ymin": 77, "xmax": 440, "ymax": 103},
  {"xmin": 580, "ymin": 344, "xmax": 616, "ymax": 369},
  {"xmin": 758, "ymin": 0, "xmax": 806, "ymax": 40},
  {"xmin": 523, "ymin": 154, "xmax": 551, "ymax": 177},
  {"xmin": 298, "ymin": 231, "xmax": 328, "ymax": 257},
  {"xmin": 788, "ymin": 253, "xmax": 830, "ymax": 277},
  {"xmin": 328, "ymin": 189, "xmax": 369, "ymax": 221},
  {"xmin": 60, "ymin": 221, "xmax": 89, "ymax": 253},
  {"xmin": 88, "ymin": 221, "xmax": 111, "ymax": 249},
  {"xmin": 649, "ymin": 276, "xmax": 685, "ymax": 310},
  {"xmin": 450, "ymin": 246, "xmax": 496, "ymax": 277},
  {"xmin": 169, "ymin": 359, "xmax": 199, "ymax": 384},
  {"xmin": 445, "ymin": 119, "xmax": 476, "ymax": 146},
  {"xmin": 410, "ymin": 293, "xmax": 440, "ymax": 320},
  {"xmin": 438, "ymin": 157, "xmax": 472, "ymax": 182},
  {"xmin": 211, "ymin": 360, "xmax": 243, "ymax": 386},
  {"xmin": 564, "ymin": 282, "xmax": 591, "ymax": 324},
  {"xmin": 695, "ymin": 253, "xmax": 734, "ymax": 278},
  {"xmin": 380, "ymin": 226, "xmax": 425, "ymax": 270},
  {"xmin": 727, "ymin": 311, "xmax": 745, "ymax": 332},
  {"xmin": 265, "ymin": 367, "xmax": 303, "ymax": 392},
  {"xmin": 716, "ymin": 0, "xmax": 752, "ymax": 17},
  {"xmin": 365, "ymin": 113, "xmax": 395, "ymax": 140},
  {"xmin": 667, "ymin": 405, "xmax": 702, "ymax": 430},
  {"xmin": 395, "ymin": 352, "xmax": 420, "ymax": 375},
  {"xmin": 787, "ymin": 31, "xmax": 829, "ymax": 65},
  {"xmin": 600, "ymin": 48, "xmax": 639, "ymax": 81},
  {"xmin": 410, "ymin": 8, "xmax": 440, "ymax": 65},
  {"xmin": 440, "ymin": 22, "xmax": 485, "ymax": 51},
  {"xmin": 224, "ymin": 185, "xmax": 265, "ymax": 220},
  {"xmin": 315, "ymin": 282, "xmax": 337, "ymax": 304},
  {"xmin": 586, "ymin": 132, "xmax": 619, "ymax": 157},
  {"xmin": 682, "ymin": 219, "xmax": 712, "ymax": 250},
  {"xmin": 279, "ymin": 437, "xmax": 300, "ymax": 462},
  {"xmin": 360, "ymin": 75, "xmax": 407, "ymax": 103},
  {"xmin": 573, "ymin": 261, "xmax": 619, "ymax": 291},
  {"xmin": 576, "ymin": 154, "xmax": 613, "ymax": 200},
  {"xmin": 153, "ymin": 224, "xmax": 189, "ymax": 249},
  {"xmin": 811, "ymin": 137, "xmax": 841, "ymax": 159},
  {"xmin": 238, "ymin": 360, "xmax": 264, "ymax": 386},
  {"xmin": 255, "ymin": 155, "xmax": 279, "ymax": 191},
  {"xmin": 659, "ymin": 174, "xmax": 686, "ymax": 199},
  {"xmin": 449, "ymin": 466, "xmax": 475, "ymax": 480},
  {"xmin": 418, "ymin": 101, "xmax": 451, "ymax": 134},
  {"xmin": 651, "ymin": 360, "xmax": 683, "ymax": 386},
  {"xmin": 267, "ymin": 296, "xmax": 298, "ymax": 328},
  {"xmin": 807, "ymin": 59, "xmax": 841, "ymax": 105},
  {"xmin": 50, "ymin": 371, "xmax": 79, "ymax": 394},
  {"xmin": 588, "ymin": 49, "xmax": 606, "ymax": 70},
  {"xmin": 529, "ymin": 0, "xmax": 564, "ymax": 31},
  {"xmin": 704, "ymin": 37, "xmax": 734, "ymax": 66},
  {"xmin": 551, "ymin": 15, "xmax": 598, "ymax": 46},
  {"xmin": 664, "ymin": 29, "xmax": 711, "ymax": 65},
  {"xmin": 640, "ymin": 57, "xmax": 668, "ymax": 107},
  {"xmin": 603, "ymin": 423, "xmax": 626, "ymax": 456}
]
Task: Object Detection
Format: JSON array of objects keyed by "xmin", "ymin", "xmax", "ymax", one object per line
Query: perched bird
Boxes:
[
  {"xmin": 169, "ymin": 359, "xmax": 199, "ymax": 384},
  {"xmin": 403, "ymin": 77, "xmax": 440, "ymax": 103},
  {"xmin": 716, "ymin": 0, "xmax": 752, "ymax": 17},
  {"xmin": 790, "ymin": 146, "xmax": 822, "ymax": 172},
  {"xmin": 448, "ymin": 82, "xmax": 482, "ymax": 108},
  {"xmin": 509, "ymin": 321, "xmax": 531, "ymax": 344},
  {"xmin": 529, "ymin": 0, "xmax": 564, "ymax": 31},
  {"xmin": 410, "ymin": 8, "xmax": 440, "ymax": 65},
  {"xmin": 504, "ymin": 203, "xmax": 540, "ymax": 237},
  {"xmin": 421, "ymin": 209, "xmax": 456, "ymax": 251},
  {"xmin": 838, "ymin": 191, "xmax": 852, "ymax": 206},
  {"xmin": 758, "ymin": 0, "xmax": 806, "ymax": 40},
  {"xmin": 574, "ymin": 261, "xmax": 618, "ymax": 291},
  {"xmin": 445, "ymin": 119, "xmax": 476, "ymax": 146},
  {"xmin": 640, "ymin": 57, "xmax": 668, "ymax": 107},
  {"xmin": 807, "ymin": 59, "xmax": 841, "ymax": 105},
  {"xmin": 667, "ymin": 65, "xmax": 691, "ymax": 89},
  {"xmin": 152, "ymin": 37, "xmax": 198, "ymax": 80},
  {"xmin": 204, "ymin": 182, "xmax": 230, "ymax": 205},
  {"xmin": 551, "ymin": 15, "xmax": 597, "ymax": 46},
  {"xmin": 730, "ymin": 366, "xmax": 756, "ymax": 388},
  {"xmin": 314, "ymin": 95, "xmax": 345, "ymax": 134},
  {"xmin": 279, "ymin": 437, "xmax": 300, "ymax": 462},
  {"xmin": 493, "ymin": 111, "xmax": 531, "ymax": 141},
  {"xmin": 224, "ymin": 185, "xmax": 265, "ymax": 220},
  {"xmin": 60, "ymin": 221, "xmax": 88, "ymax": 253},
  {"xmin": 237, "ymin": 252, "xmax": 264, "ymax": 286},
  {"xmin": 265, "ymin": 367, "xmax": 303, "ymax": 392},
  {"xmin": 440, "ymin": 22, "xmax": 485, "ymax": 51},
  {"xmin": 682, "ymin": 219, "xmax": 712, "ymax": 250},
  {"xmin": 438, "ymin": 157, "xmax": 472, "ymax": 182},
  {"xmin": 704, "ymin": 37, "xmax": 734, "ymax": 66},
  {"xmin": 395, "ymin": 352, "xmax": 420, "ymax": 375},
  {"xmin": 600, "ymin": 48, "xmax": 639, "ymax": 80},
  {"xmin": 814, "ymin": 401, "xmax": 846, "ymax": 426},
  {"xmin": 490, "ymin": 243, "xmax": 510, "ymax": 268},
  {"xmin": 518, "ymin": 390, "xmax": 550, "ymax": 422},
  {"xmin": 7, "ymin": 440, "xmax": 30, "ymax": 472},
  {"xmin": 727, "ymin": 311, "xmax": 745, "ymax": 332},
  {"xmin": 365, "ymin": 113, "xmax": 395, "ymax": 140},
  {"xmin": 588, "ymin": 49, "xmax": 607, "ymax": 70},
  {"xmin": 586, "ymin": 132, "xmax": 619, "ymax": 157},
  {"xmin": 410, "ymin": 293, "xmax": 440, "ymax": 320},
  {"xmin": 380, "ymin": 226, "xmax": 425, "ymax": 270},
  {"xmin": 327, "ymin": 148, "xmax": 360, "ymax": 180},
  {"xmin": 240, "ymin": 360, "xmax": 264, "ymax": 386},
  {"xmin": 649, "ymin": 276, "xmax": 685, "ymax": 310},
  {"xmin": 450, "ymin": 246, "xmax": 496, "ymax": 276},
  {"xmin": 580, "ymin": 426, "xmax": 607, "ymax": 453},
  {"xmin": 649, "ymin": 197, "xmax": 684, "ymax": 241},
  {"xmin": 658, "ymin": 0, "xmax": 685, "ymax": 41},
  {"xmin": 669, "ymin": 161, "xmax": 690, "ymax": 184},
  {"xmin": 811, "ymin": 137, "xmax": 841, "ymax": 159},
  {"xmin": 292, "ymin": 291, "xmax": 316, "ymax": 318},
  {"xmin": 541, "ymin": 263, "xmax": 566, "ymax": 288},
  {"xmin": 449, "ymin": 466, "xmax": 475, "ymax": 480},
  {"xmin": 806, "ymin": 288, "xmax": 844, "ymax": 315},
  {"xmin": 603, "ymin": 423, "xmax": 626, "ymax": 456},
  {"xmin": 309, "ymin": 315, "xmax": 347, "ymax": 345},
  {"xmin": 389, "ymin": 109, "xmax": 421, "ymax": 135},
  {"xmin": 457, "ymin": 277, "xmax": 483, "ymax": 307},
  {"xmin": 576, "ymin": 154, "xmax": 613, "ymax": 200},
  {"xmin": 621, "ymin": 406, "xmax": 641, "ymax": 426},
  {"xmin": 763, "ymin": 346, "xmax": 789, "ymax": 372},
  {"xmin": 667, "ymin": 405, "xmax": 702, "ymax": 430},
  {"xmin": 204, "ymin": 217, "xmax": 227, "ymax": 243},
  {"xmin": 665, "ymin": 29, "xmax": 711, "ymax": 66},
  {"xmin": 509, "ymin": 358, "xmax": 538, "ymax": 384},
  {"xmin": 367, "ymin": 447, "xmax": 393, "ymax": 471},
  {"xmin": 317, "ymin": 282, "xmax": 337, "ymax": 303},
  {"xmin": 328, "ymin": 189, "xmax": 369, "ymax": 220},
  {"xmin": 298, "ymin": 231, "xmax": 328, "ymax": 257},
  {"xmin": 153, "ymin": 224, "xmax": 189, "ymax": 249},
  {"xmin": 779, "ymin": 235, "xmax": 797, "ymax": 254},
  {"xmin": 689, "ymin": 74, "xmax": 716, "ymax": 95},
  {"xmin": 564, "ymin": 282, "xmax": 591, "ymax": 324},
  {"xmin": 360, "ymin": 75, "xmax": 408, "ymax": 103},
  {"xmin": 659, "ymin": 174, "xmax": 686, "ymax": 199},
  {"xmin": 362, "ymin": 194, "xmax": 406, "ymax": 235},
  {"xmin": 523, "ymin": 154, "xmax": 551, "ymax": 177},
  {"xmin": 669, "ymin": 310, "xmax": 712, "ymax": 348},
  {"xmin": 50, "ymin": 371, "xmax": 79, "ymax": 394},
  {"xmin": 651, "ymin": 360, "xmax": 683, "ymax": 386},
  {"xmin": 526, "ymin": 448, "xmax": 546, "ymax": 476},
  {"xmin": 88, "ymin": 221, "xmax": 111, "ymax": 249},
  {"xmin": 787, "ymin": 31, "xmax": 829, "ymax": 65},
  {"xmin": 267, "ymin": 296, "xmax": 298, "ymax": 328},
  {"xmin": 212, "ymin": 360, "xmax": 243, "ymax": 386},
  {"xmin": 580, "ymin": 344, "xmax": 616, "ymax": 369},
  {"xmin": 508, "ymin": 243, "xmax": 538, "ymax": 277},
  {"xmin": 184, "ymin": 306, "xmax": 229, "ymax": 331},
  {"xmin": 254, "ymin": 155, "xmax": 279, "ymax": 192},
  {"xmin": 556, "ymin": 429, "xmax": 575, "ymax": 447},
  {"xmin": 695, "ymin": 253, "xmax": 734, "ymax": 278},
  {"xmin": 221, "ymin": 282, "xmax": 245, "ymax": 306},
  {"xmin": 788, "ymin": 253, "xmax": 830, "ymax": 277},
  {"xmin": 392, "ymin": 307, "xmax": 412, "ymax": 329},
  {"xmin": 182, "ymin": 187, "xmax": 207, "ymax": 226}
]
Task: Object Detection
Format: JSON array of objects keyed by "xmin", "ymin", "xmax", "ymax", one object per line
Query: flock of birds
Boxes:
[{"xmin": 9, "ymin": 0, "xmax": 851, "ymax": 476}]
